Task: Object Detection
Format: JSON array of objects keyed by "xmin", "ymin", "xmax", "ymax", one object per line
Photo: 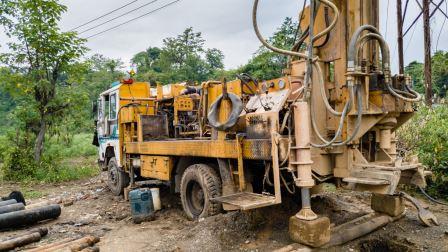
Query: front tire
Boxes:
[
  {"xmin": 107, "ymin": 157, "xmax": 129, "ymax": 196},
  {"xmin": 180, "ymin": 164, "xmax": 222, "ymax": 220}
]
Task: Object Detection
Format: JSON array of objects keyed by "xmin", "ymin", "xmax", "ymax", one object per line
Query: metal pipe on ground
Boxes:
[
  {"xmin": 0, "ymin": 227, "xmax": 48, "ymax": 251},
  {"xmin": 0, "ymin": 199, "xmax": 17, "ymax": 207},
  {"xmin": 325, "ymin": 213, "xmax": 405, "ymax": 247},
  {"xmin": 29, "ymin": 235, "xmax": 99, "ymax": 252},
  {"xmin": 80, "ymin": 246, "xmax": 100, "ymax": 252},
  {"xmin": 0, "ymin": 203, "xmax": 25, "ymax": 214},
  {"xmin": 0, "ymin": 204, "xmax": 61, "ymax": 229},
  {"xmin": 25, "ymin": 238, "xmax": 76, "ymax": 252}
]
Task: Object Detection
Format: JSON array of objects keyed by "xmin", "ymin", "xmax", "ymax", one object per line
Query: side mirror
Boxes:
[{"xmin": 92, "ymin": 101, "xmax": 98, "ymax": 120}]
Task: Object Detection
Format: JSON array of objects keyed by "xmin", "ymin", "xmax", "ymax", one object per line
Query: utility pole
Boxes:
[
  {"xmin": 397, "ymin": 0, "xmax": 405, "ymax": 74},
  {"xmin": 423, "ymin": 0, "xmax": 433, "ymax": 106}
]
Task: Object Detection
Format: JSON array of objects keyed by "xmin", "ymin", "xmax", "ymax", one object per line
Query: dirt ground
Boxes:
[{"xmin": 1, "ymin": 173, "xmax": 448, "ymax": 252}]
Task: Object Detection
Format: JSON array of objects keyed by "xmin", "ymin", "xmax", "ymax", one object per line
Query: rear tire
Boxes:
[
  {"xmin": 107, "ymin": 157, "xmax": 129, "ymax": 196},
  {"xmin": 180, "ymin": 164, "xmax": 222, "ymax": 220}
]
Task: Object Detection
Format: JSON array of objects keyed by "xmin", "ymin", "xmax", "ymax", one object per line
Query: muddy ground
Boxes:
[{"xmin": 1, "ymin": 173, "xmax": 447, "ymax": 252}]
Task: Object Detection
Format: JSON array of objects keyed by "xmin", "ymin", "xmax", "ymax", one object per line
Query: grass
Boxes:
[
  {"xmin": 45, "ymin": 133, "xmax": 98, "ymax": 159},
  {"xmin": 0, "ymin": 133, "xmax": 100, "ymax": 183},
  {"xmin": 22, "ymin": 189, "xmax": 47, "ymax": 199}
]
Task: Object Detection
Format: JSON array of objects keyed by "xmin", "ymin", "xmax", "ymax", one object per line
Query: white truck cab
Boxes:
[{"xmin": 94, "ymin": 81, "xmax": 121, "ymax": 170}]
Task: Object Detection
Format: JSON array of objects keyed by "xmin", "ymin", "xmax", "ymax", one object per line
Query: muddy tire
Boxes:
[
  {"xmin": 180, "ymin": 164, "xmax": 222, "ymax": 220},
  {"xmin": 107, "ymin": 157, "xmax": 129, "ymax": 196}
]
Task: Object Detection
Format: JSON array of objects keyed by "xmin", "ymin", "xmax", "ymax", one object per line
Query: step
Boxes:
[
  {"xmin": 343, "ymin": 177, "xmax": 390, "ymax": 185},
  {"xmin": 211, "ymin": 192, "xmax": 277, "ymax": 210}
]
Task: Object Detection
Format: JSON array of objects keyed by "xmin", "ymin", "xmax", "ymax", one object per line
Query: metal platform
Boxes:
[{"xmin": 211, "ymin": 192, "xmax": 277, "ymax": 210}]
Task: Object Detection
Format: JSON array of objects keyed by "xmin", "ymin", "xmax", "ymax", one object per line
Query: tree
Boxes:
[
  {"xmin": 240, "ymin": 18, "xmax": 299, "ymax": 80},
  {"xmin": 405, "ymin": 61, "xmax": 424, "ymax": 94},
  {"xmin": 132, "ymin": 27, "xmax": 225, "ymax": 84},
  {"xmin": 131, "ymin": 47, "xmax": 162, "ymax": 73},
  {"xmin": 405, "ymin": 51, "xmax": 448, "ymax": 99},
  {"xmin": 431, "ymin": 51, "xmax": 448, "ymax": 98},
  {"xmin": 0, "ymin": 0, "xmax": 87, "ymax": 161}
]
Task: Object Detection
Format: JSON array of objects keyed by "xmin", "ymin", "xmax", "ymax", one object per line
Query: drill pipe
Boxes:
[
  {"xmin": 0, "ymin": 203, "xmax": 25, "ymax": 214},
  {"xmin": 0, "ymin": 204, "xmax": 61, "ymax": 229},
  {"xmin": 0, "ymin": 199, "xmax": 17, "ymax": 207}
]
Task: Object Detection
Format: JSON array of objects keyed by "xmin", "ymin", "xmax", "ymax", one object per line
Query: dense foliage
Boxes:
[
  {"xmin": 131, "ymin": 27, "xmax": 224, "ymax": 84},
  {"xmin": 405, "ymin": 51, "xmax": 448, "ymax": 99},
  {"xmin": 0, "ymin": 0, "xmax": 87, "ymax": 162},
  {"xmin": 239, "ymin": 18, "xmax": 299, "ymax": 81},
  {"xmin": 397, "ymin": 104, "xmax": 448, "ymax": 199},
  {"xmin": 0, "ymin": 0, "xmax": 446, "ymax": 201}
]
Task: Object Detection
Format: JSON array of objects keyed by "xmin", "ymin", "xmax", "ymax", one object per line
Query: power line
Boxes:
[
  {"xmin": 78, "ymin": 0, "xmax": 160, "ymax": 35},
  {"xmin": 385, "ymin": 0, "xmax": 390, "ymax": 39},
  {"xmin": 435, "ymin": 0, "xmax": 448, "ymax": 50},
  {"xmin": 69, "ymin": 0, "xmax": 139, "ymax": 31},
  {"xmin": 85, "ymin": 0, "xmax": 181, "ymax": 40}
]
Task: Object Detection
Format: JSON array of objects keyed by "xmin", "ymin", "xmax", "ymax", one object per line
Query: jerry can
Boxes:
[{"xmin": 129, "ymin": 188, "xmax": 154, "ymax": 223}]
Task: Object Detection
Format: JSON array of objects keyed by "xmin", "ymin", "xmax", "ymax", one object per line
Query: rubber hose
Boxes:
[
  {"xmin": 347, "ymin": 25, "xmax": 381, "ymax": 68},
  {"xmin": 207, "ymin": 93, "xmax": 243, "ymax": 131}
]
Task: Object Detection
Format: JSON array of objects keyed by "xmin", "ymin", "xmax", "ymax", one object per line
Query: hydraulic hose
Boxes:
[
  {"xmin": 292, "ymin": 0, "xmax": 339, "ymax": 52},
  {"xmin": 253, "ymin": 0, "xmax": 308, "ymax": 59},
  {"xmin": 207, "ymin": 93, "xmax": 243, "ymax": 131},
  {"xmin": 311, "ymin": 87, "xmax": 351, "ymax": 147},
  {"xmin": 347, "ymin": 25, "xmax": 381, "ymax": 69},
  {"xmin": 313, "ymin": 0, "xmax": 339, "ymax": 42},
  {"xmin": 349, "ymin": 27, "xmax": 421, "ymax": 102},
  {"xmin": 354, "ymin": 33, "xmax": 390, "ymax": 69},
  {"xmin": 311, "ymin": 85, "xmax": 363, "ymax": 147},
  {"xmin": 314, "ymin": 62, "xmax": 344, "ymax": 116}
]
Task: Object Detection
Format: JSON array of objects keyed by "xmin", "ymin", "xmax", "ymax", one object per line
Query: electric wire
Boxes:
[
  {"xmin": 85, "ymin": 0, "xmax": 181, "ymax": 39},
  {"xmin": 385, "ymin": 0, "xmax": 390, "ymax": 39},
  {"xmin": 79, "ymin": 0, "xmax": 160, "ymax": 35},
  {"xmin": 69, "ymin": 0, "xmax": 139, "ymax": 31},
  {"xmin": 436, "ymin": 0, "xmax": 448, "ymax": 50}
]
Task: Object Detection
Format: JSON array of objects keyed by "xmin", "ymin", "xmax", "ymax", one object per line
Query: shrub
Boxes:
[
  {"xmin": 0, "ymin": 133, "xmax": 99, "ymax": 183},
  {"xmin": 397, "ymin": 104, "xmax": 448, "ymax": 199}
]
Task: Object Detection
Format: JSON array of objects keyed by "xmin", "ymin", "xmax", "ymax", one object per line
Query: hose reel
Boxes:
[{"xmin": 207, "ymin": 93, "xmax": 243, "ymax": 131}]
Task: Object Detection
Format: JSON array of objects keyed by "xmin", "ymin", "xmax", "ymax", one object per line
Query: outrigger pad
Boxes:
[
  {"xmin": 289, "ymin": 215, "xmax": 330, "ymax": 247},
  {"xmin": 371, "ymin": 193, "xmax": 405, "ymax": 217}
]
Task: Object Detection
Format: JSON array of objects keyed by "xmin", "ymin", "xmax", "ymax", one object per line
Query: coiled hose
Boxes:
[{"xmin": 207, "ymin": 93, "xmax": 243, "ymax": 131}]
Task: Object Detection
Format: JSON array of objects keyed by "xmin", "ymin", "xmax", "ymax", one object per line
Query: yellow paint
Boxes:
[{"xmin": 140, "ymin": 155, "xmax": 173, "ymax": 181}]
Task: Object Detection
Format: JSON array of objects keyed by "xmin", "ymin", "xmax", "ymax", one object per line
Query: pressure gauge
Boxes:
[{"xmin": 278, "ymin": 80, "xmax": 286, "ymax": 89}]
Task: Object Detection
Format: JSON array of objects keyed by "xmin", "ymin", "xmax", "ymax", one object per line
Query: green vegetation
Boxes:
[
  {"xmin": 0, "ymin": 133, "xmax": 99, "ymax": 183},
  {"xmin": 132, "ymin": 27, "xmax": 225, "ymax": 84},
  {"xmin": 397, "ymin": 104, "xmax": 448, "ymax": 199},
  {"xmin": 0, "ymin": 0, "xmax": 446, "ymax": 204},
  {"xmin": 405, "ymin": 51, "xmax": 448, "ymax": 99}
]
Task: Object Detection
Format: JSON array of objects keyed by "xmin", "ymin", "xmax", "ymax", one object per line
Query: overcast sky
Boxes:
[{"xmin": 2, "ymin": 0, "xmax": 448, "ymax": 73}]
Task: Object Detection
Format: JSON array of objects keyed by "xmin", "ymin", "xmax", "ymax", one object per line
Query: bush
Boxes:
[
  {"xmin": 397, "ymin": 104, "xmax": 448, "ymax": 199},
  {"xmin": 0, "ymin": 133, "xmax": 99, "ymax": 183}
]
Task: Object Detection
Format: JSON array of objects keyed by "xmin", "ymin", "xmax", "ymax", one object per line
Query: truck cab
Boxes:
[{"xmin": 96, "ymin": 82, "xmax": 121, "ymax": 171}]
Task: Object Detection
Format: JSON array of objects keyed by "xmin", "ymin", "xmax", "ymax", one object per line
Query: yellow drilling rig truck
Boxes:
[{"xmin": 93, "ymin": 0, "xmax": 437, "ymax": 247}]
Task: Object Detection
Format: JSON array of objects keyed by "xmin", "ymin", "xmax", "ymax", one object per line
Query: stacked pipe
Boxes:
[
  {"xmin": 0, "ymin": 204, "xmax": 61, "ymax": 229},
  {"xmin": 0, "ymin": 227, "xmax": 48, "ymax": 251},
  {"xmin": 26, "ymin": 235, "xmax": 100, "ymax": 252}
]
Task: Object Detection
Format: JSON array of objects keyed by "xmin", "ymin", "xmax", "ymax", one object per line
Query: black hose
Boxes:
[
  {"xmin": 419, "ymin": 186, "xmax": 448, "ymax": 206},
  {"xmin": 207, "ymin": 93, "xmax": 243, "ymax": 131}
]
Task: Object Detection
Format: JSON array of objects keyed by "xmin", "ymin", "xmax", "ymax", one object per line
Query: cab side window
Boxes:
[{"xmin": 110, "ymin": 93, "xmax": 117, "ymax": 120}]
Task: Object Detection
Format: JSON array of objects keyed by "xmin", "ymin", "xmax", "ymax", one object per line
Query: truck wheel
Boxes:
[
  {"xmin": 107, "ymin": 157, "xmax": 129, "ymax": 196},
  {"xmin": 180, "ymin": 164, "xmax": 222, "ymax": 220}
]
